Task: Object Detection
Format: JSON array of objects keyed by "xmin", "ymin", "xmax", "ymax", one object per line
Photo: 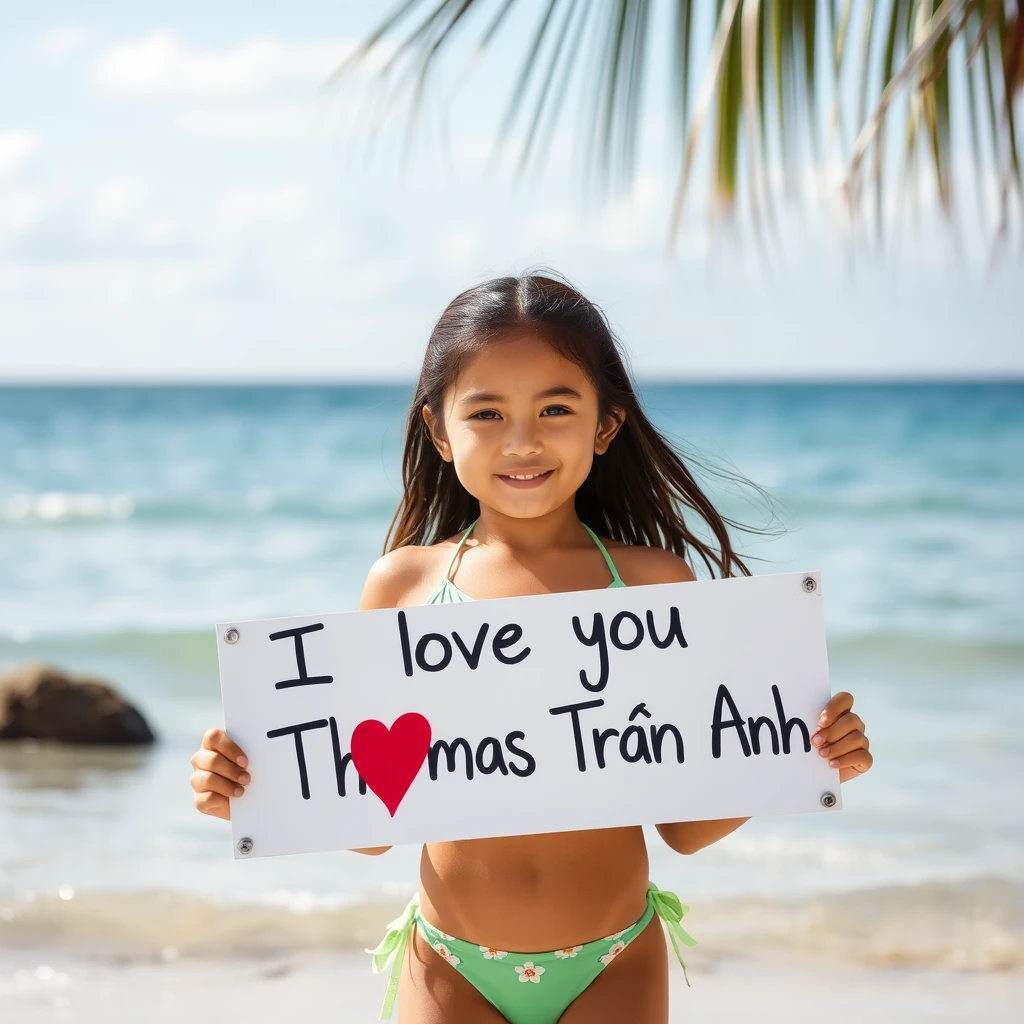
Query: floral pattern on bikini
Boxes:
[
  {"xmin": 602, "ymin": 928, "xmax": 628, "ymax": 941},
  {"xmin": 554, "ymin": 945, "xmax": 583, "ymax": 959},
  {"xmin": 479, "ymin": 945, "xmax": 508, "ymax": 960},
  {"xmin": 432, "ymin": 942, "xmax": 461, "ymax": 968},
  {"xmin": 515, "ymin": 962, "xmax": 545, "ymax": 983},
  {"xmin": 599, "ymin": 940, "xmax": 626, "ymax": 966}
]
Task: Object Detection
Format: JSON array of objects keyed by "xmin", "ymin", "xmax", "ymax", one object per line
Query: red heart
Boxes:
[{"xmin": 350, "ymin": 713, "xmax": 432, "ymax": 817}]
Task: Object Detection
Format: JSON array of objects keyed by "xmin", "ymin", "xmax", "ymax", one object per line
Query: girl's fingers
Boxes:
[
  {"xmin": 816, "ymin": 730, "xmax": 868, "ymax": 761},
  {"xmin": 812, "ymin": 711, "xmax": 865, "ymax": 748},
  {"xmin": 190, "ymin": 769, "xmax": 246, "ymax": 800},
  {"xmin": 193, "ymin": 790, "xmax": 231, "ymax": 820},
  {"xmin": 190, "ymin": 748, "xmax": 250, "ymax": 786},
  {"xmin": 828, "ymin": 749, "xmax": 874, "ymax": 776},
  {"xmin": 202, "ymin": 727, "xmax": 248, "ymax": 770},
  {"xmin": 816, "ymin": 691, "xmax": 854, "ymax": 730}
]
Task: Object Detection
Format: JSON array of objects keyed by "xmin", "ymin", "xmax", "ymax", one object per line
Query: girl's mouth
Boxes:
[{"xmin": 496, "ymin": 469, "xmax": 555, "ymax": 489}]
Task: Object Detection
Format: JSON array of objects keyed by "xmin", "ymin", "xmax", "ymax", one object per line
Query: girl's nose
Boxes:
[{"xmin": 501, "ymin": 420, "xmax": 543, "ymax": 457}]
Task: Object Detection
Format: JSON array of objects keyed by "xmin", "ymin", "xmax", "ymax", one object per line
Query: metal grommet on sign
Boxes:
[
  {"xmin": 802, "ymin": 576, "xmax": 817, "ymax": 593},
  {"xmin": 237, "ymin": 837, "xmax": 254, "ymax": 855},
  {"xmin": 223, "ymin": 627, "xmax": 240, "ymax": 644},
  {"xmin": 820, "ymin": 791, "xmax": 836, "ymax": 808}
]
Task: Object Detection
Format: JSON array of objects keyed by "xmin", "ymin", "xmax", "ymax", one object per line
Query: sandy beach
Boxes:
[{"xmin": 5, "ymin": 944, "xmax": 1023, "ymax": 1023}]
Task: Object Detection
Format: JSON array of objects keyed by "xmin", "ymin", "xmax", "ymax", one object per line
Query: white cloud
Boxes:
[
  {"xmin": 87, "ymin": 178, "xmax": 150, "ymax": 233},
  {"xmin": 0, "ymin": 190, "xmax": 56, "ymax": 240},
  {"xmin": 448, "ymin": 137, "xmax": 493, "ymax": 173},
  {"xmin": 210, "ymin": 182, "xmax": 312, "ymax": 234},
  {"xmin": 0, "ymin": 165, "xmax": 71, "ymax": 243},
  {"xmin": 525, "ymin": 208, "xmax": 572, "ymax": 242},
  {"xmin": 38, "ymin": 27, "xmax": 93, "ymax": 61},
  {"xmin": 174, "ymin": 102, "xmax": 327, "ymax": 143},
  {"xmin": 136, "ymin": 215, "xmax": 186, "ymax": 247},
  {"xmin": 440, "ymin": 227, "xmax": 479, "ymax": 270},
  {"xmin": 0, "ymin": 130, "xmax": 41, "ymax": 180},
  {"xmin": 90, "ymin": 33, "xmax": 383, "ymax": 99},
  {"xmin": 597, "ymin": 172, "xmax": 670, "ymax": 251}
]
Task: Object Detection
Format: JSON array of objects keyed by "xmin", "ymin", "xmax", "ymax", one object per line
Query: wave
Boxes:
[
  {"xmin": 0, "ymin": 492, "xmax": 135, "ymax": 523},
  {"xmin": 1, "ymin": 877, "xmax": 1020, "ymax": 971},
  {"xmin": 4, "ymin": 483, "xmax": 1021, "ymax": 527},
  {"xmin": 767, "ymin": 484, "xmax": 1024, "ymax": 519},
  {"xmin": 0, "ymin": 490, "xmax": 398, "ymax": 525},
  {"xmin": 821, "ymin": 632, "xmax": 1024, "ymax": 672}
]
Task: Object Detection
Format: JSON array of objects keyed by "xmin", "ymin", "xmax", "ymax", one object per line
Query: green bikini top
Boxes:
[{"xmin": 424, "ymin": 518, "xmax": 626, "ymax": 605}]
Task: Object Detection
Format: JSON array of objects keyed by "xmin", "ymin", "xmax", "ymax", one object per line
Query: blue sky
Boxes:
[{"xmin": 1, "ymin": 1, "xmax": 1020, "ymax": 382}]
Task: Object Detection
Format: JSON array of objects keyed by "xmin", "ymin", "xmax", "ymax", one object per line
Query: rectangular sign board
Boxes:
[{"xmin": 215, "ymin": 570, "xmax": 840, "ymax": 859}]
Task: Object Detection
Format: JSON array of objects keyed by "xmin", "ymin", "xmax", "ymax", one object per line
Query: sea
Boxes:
[{"xmin": 0, "ymin": 382, "xmax": 1021, "ymax": 974}]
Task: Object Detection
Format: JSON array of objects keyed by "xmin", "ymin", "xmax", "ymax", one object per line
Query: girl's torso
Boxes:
[{"xmin": 410, "ymin": 518, "xmax": 652, "ymax": 950}]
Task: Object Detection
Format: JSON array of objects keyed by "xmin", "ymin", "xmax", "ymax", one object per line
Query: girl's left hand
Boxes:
[{"xmin": 811, "ymin": 691, "xmax": 873, "ymax": 783}]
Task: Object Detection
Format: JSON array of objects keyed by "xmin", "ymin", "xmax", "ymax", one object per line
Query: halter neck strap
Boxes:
[
  {"xmin": 581, "ymin": 522, "xmax": 625, "ymax": 587},
  {"xmin": 445, "ymin": 519, "xmax": 478, "ymax": 582}
]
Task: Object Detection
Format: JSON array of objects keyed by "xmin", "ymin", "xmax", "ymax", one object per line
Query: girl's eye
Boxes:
[{"xmin": 469, "ymin": 406, "xmax": 571, "ymax": 421}]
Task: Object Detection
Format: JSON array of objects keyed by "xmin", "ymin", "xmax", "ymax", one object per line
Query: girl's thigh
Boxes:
[
  {"xmin": 558, "ymin": 916, "xmax": 669, "ymax": 1024},
  {"xmin": 398, "ymin": 926, "xmax": 509, "ymax": 1024}
]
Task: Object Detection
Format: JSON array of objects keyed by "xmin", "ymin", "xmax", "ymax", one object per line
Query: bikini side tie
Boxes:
[
  {"xmin": 647, "ymin": 883, "xmax": 698, "ymax": 986},
  {"xmin": 365, "ymin": 893, "xmax": 419, "ymax": 1020}
]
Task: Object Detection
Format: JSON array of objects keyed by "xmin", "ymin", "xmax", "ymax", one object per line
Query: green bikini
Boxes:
[{"xmin": 366, "ymin": 519, "xmax": 697, "ymax": 1022}]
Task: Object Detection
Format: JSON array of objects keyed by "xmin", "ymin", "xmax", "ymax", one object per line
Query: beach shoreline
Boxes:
[{"xmin": 4, "ymin": 944, "xmax": 1022, "ymax": 1022}]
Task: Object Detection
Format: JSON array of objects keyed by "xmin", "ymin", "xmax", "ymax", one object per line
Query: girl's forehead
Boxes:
[{"xmin": 452, "ymin": 337, "xmax": 591, "ymax": 393}]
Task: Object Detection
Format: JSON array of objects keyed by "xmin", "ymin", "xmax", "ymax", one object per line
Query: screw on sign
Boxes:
[{"xmin": 801, "ymin": 577, "xmax": 817, "ymax": 593}]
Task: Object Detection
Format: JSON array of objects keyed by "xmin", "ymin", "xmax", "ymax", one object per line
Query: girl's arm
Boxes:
[{"xmin": 655, "ymin": 817, "xmax": 750, "ymax": 854}]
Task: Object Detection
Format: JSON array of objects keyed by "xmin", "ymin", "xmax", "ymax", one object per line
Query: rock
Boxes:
[{"xmin": 0, "ymin": 662, "xmax": 156, "ymax": 745}]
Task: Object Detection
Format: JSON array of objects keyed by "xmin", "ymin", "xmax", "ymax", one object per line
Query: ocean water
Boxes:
[{"xmin": 0, "ymin": 382, "xmax": 1021, "ymax": 972}]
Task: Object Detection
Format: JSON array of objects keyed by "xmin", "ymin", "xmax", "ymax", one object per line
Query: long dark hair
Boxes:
[{"xmin": 384, "ymin": 269, "xmax": 783, "ymax": 579}]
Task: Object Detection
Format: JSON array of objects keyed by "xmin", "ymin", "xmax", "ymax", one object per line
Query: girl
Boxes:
[{"xmin": 190, "ymin": 271, "xmax": 873, "ymax": 1024}]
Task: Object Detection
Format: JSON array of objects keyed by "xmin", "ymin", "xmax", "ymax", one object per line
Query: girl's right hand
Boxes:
[{"xmin": 189, "ymin": 728, "xmax": 250, "ymax": 820}]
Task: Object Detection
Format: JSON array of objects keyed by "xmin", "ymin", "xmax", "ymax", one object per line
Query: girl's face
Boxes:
[{"xmin": 423, "ymin": 334, "xmax": 624, "ymax": 520}]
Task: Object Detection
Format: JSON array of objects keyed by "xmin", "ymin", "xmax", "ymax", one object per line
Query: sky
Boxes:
[{"xmin": 0, "ymin": 0, "xmax": 1020, "ymax": 382}]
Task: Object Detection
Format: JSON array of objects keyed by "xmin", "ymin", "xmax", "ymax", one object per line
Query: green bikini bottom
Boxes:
[{"xmin": 366, "ymin": 883, "xmax": 696, "ymax": 1023}]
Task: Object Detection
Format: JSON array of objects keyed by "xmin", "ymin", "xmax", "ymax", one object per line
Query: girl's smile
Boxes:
[{"xmin": 495, "ymin": 467, "xmax": 556, "ymax": 488}]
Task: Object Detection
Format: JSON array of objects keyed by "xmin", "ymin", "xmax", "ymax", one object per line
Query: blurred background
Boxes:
[{"xmin": 1, "ymin": 2, "xmax": 1022, "ymax": 1022}]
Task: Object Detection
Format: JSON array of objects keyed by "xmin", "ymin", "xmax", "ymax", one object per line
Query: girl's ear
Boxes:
[
  {"xmin": 421, "ymin": 404, "xmax": 453, "ymax": 463},
  {"xmin": 594, "ymin": 407, "xmax": 625, "ymax": 456}
]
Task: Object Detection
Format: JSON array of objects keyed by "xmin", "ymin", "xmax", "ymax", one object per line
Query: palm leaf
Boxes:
[{"xmin": 324, "ymin": 0, "xmax": 1022, "ymax": 260}]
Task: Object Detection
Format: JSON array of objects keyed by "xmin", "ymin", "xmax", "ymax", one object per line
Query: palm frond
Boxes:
[{"xmin": 324, "ymin": 0, "xmax": 1023, "ymax": 260}]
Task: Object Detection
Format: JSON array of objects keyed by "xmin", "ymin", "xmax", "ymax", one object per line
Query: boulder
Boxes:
[{"xmin": 0, "ymin": 662, "xmax": 156, "ymax": 745}]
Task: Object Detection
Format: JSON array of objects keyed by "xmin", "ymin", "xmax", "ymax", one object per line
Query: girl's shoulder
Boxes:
[
  {"xmin": 599, "ymin": 536, "xmax": 697, "ymax": 587},
  {"xmin": 359, "ymin": 534, "xmax": 464, "ymax": 610}
]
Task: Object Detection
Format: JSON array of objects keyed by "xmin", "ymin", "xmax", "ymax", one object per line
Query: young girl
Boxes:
[{"xmin": 189, "ymin": 271, "xmax": 873, "ymax": 1023}]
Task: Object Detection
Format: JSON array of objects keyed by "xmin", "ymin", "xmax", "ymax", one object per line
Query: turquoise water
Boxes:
[{"xmin": 0, "ymin": 382, "xmax": 1021, "ymax": 968}]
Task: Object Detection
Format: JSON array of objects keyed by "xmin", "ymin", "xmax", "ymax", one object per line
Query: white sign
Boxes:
[{"xmin": 216, "ymin": 571, "xmax": 840, "ymax": 859}]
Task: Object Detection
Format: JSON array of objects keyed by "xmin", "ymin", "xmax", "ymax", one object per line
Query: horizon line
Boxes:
[{"xmin": 0, "ymin": 373, "xmax": 1021, "ymax": 388}]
